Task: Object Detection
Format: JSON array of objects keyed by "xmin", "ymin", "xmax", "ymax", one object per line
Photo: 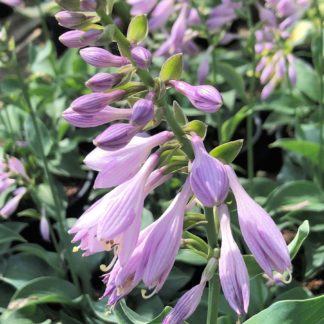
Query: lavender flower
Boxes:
[
  {"xmin": 131, "ymin": 46, "xmax": 152, "ymax": 70},
  {"xmin": 163, "ymin": 282, "xmax": 205, "ymax": 324},
  {"xmin": 63, "ymin": 106, "xmax": 132, "ymax": 128},
  {"xmin": 0, "ymin": 0, "xmax": 22, "ymax": 6},
  {"xmin": 130, "ymin": 98, "xmax": 154, "ymax": 126},
  {"xmin": 80, "ymin": 0, "xmax": 97, "ymax": 11},
  {"xmin": 219, "ymin": 204, "xmax": 250, "ymax": 316},
  {"xmin": 8, "ymin": 157, "xmax": 29, "ymax": 180},
  {"xmin": 55, "ymin": 11, "xmax": 93, "ymax": 28},
  {"xmin": 169, "ymin": 80, "xmax": 223, "ymax": 113},
  {"xmin": 94, "ymin": 123, "xmax": 140, "ymax": 151},
  {"xmin": 59, "ymin": 30, "xmax": 102, "ymax": 48},
  {"xmin": 149, "ymin": 0, "xmax": 174, "ymax": 30},
  {"xmin": 80, "ymin": 47, "xmax": 129, "ymax": 68},
  {"xmin": 69, "ymin": 154, "xmax": 159, "ymax": 263},
  {"xmin": 225, "ymin": 165, "xmax": 292, "ymax": 280},
  {"xmin": 84, "ymin": 131, "xmax": 173, "ymax": 188},
  {"xmin": 127, "ymin": 0, "xmax": 157, "ymax": 15},
  {"xmin": 0, "ymin": 187, "xmax": 26, "ymax": 218},
  {"xmin": 70, "ymin": 91, "xmax": 125, "ymax": 114},
  {"xmin": 40, "ymin": 214, "xmax": 50, "ymax": 242},
  {"xmin": 190, "ymin": 133, "xmax": 229, "ymax": 207},
  {"xmin": 85, "ymin": 72, "xmax": 125, "ymax": 92}
]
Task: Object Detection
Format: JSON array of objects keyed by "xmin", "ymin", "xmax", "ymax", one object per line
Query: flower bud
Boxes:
[
  {"xmin": 190, "ymin": 133, "xmax": 229, "ymax": 207},
  {"xmin": 80, "ymin": 47, "xmax": 129, "ymax": 68},
  {"xmin": 85, "ymin": 72, "xmax": 125, "ymax": 92},
  {"xmin": 55, "ymin": 11, "xmax": 93, "ymax": 28},
  {"xmin": 70, "ymin": 90, "xmax": 126, "ymax": 114},
  {"xmin": 169, "ymin": 80, "xmax": 223, "ymax": 113},
  {"xmin": 80, "ymin": 0, "xmax": 97, "ymax": 11},
  {"xmin": 63, "ymin": 106, "xmax": 131, "ymax": 128},
  {"xmin": 94, "ymin": 123, "xmax": 139, "ymax": 151},
  {"xmin": 130, "ymin": 98, "xmax": 154, "ymax": 126},
  {"xmin": 131, "ymin": 46, "xmax": 152, "ymax": 70},
  {"xmin": 59, "ymin": 30, "xmax": 102, "ymax": 48}
]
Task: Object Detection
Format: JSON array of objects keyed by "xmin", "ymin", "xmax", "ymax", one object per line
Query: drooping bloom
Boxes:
[
  {"xmin": 190, "ymin": 133, "xmax": 229, "ymax": 207},
  {"xmin": 169, "ymin": 80, "xmax": 223, "ymax": 113},
  {"xmin": 80, "ymin": 47, "xmax": 129, "ymax": 68},
  {"xmin": 84, "ymin": 131, "xmax": 173, "ymax": 188},
  {"xmin": 59, "ymin": 30, "xmax": 102, "ymax": 48},
  {"xmin": 219, "ymin": 204, "xmax": 250, "ymax": 316},
  {"xmin": 163, "ymin": 282, "xmax": 205, "ymax": 324},
  {"xmin": 102, "ymin": 178, "xmax": 192, "ymax": 304},
  {"xmin": 63, "ymin": 106, "xmax": 132, "ymax": 128},
  {"xmin": 225, "ymin": 165, "xmax": 292, "ymax": 279},
  {"xmin": 69, "ymin": 154, "xmax": 159, "ymax": 264},
  {"xmin": 0, "ymin": 187, "xmax": 26, "ymax": 218}
]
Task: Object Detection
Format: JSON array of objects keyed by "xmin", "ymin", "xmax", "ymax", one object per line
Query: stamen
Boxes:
[
  {"xmin": 72, "ymin": 246, "xmax": 80, "ymax": 253},
  {"xmin": 141, "ymin": 288, "xmax": 156, "ymax": 299}
]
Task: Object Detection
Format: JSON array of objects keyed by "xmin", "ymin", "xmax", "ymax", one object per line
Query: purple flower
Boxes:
[
  {"xmin": 80, "ymin": 0, "xmax": 97, "ymax": 11},
  {"xmin": 130, "ymin": 98, "xmax": 154, "ymax": 126},
  {"xmin": 40, "ymin": 214, "xmax": 50, "ymax": 242},
  {"xmin": 169, "ymin": 80, "xmax": 223, "ymax": 113},
  {"xmin": 94, "ymin": 123, "xmax": 140, "ymax": 151},
  {"xmin": 163, "ymin": 282, "xmax": 205, "ymax": 324},
  {"xmin": 8, "ymin": 157, "xmax": 29, "ymax": 180},
  {"xmin": 197, "ymin": 47, "xmax": 212, "ymax": 85},
  {"xmin": 55, "ymin": 11, "xmax": 93, "ymax": 28},
  {"xmin": 85, "ymin": 72, "xmax": 125, "ymax": 92},
  {"xmin": 84, "ymin": 131, "xmax": 173, "ymax": 188},
  {"xmin": 131, "ymin": 46, "xmax": 152, "ymax": 70},
  {"xmin": 190, "ymin": 134, "xmax": 229, "ymax": 207},
  {"xmin": 101, "ymin": 178, "xmax": 192, "ymax": 304},
  {"xmin": 63, "ymin": 106, "xmax": 132, "ymax": 128},
  {"xmin": 219, "ymin": 204, "xmax": 250, "ymax": 316},
  {"xmin": 149, "ymin": 0, "xmax": 174, "ymax": 30},
  {"xmin": 70, "ymin": 91, "xmax": 125, "ymax": 114},
  {"xmin": 0, "ymin": 0, "xmax": 22, "ymax": 6},
  {"xmin": 59, "ymin": 30, "xmax": 102, "ymax": 48},
  {"xmin": 225, "ymin": 165, "xmax": 292, "ymax": 279},
  {"xmin": 127, "ymin": 0, "xmax": 157, "ymax": 15},
  {"xmin": 0, "ymin": 187, "xmax": 26, "ymax": 218},
  {"xmin": 69, "ymin": 154, "xmax": 159, "ymax": 263},
  {"xmin": 80, "ymin": 47, "xmax": 129, "ymax": 68}
]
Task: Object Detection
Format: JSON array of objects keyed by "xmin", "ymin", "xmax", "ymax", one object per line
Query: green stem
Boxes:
[
  {"xmin": 14, "ymin": 54, "xmax": 80, "ymax": 291},
  {"xmin": 205, "ymin": 207, "xmax": 220, "ymax": 324},
  {"xmin": 246, "ymin": 4, "xmax": 257, "ymax": 195},
  {"xmin": 315, "ymin": 0, "xmax": 324, "ymax": 188}
]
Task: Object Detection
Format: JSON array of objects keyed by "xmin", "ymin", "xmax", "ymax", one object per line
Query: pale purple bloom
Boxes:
[
  {"xmin": 40, "ymin": 214, "xmax": 50, "ymax": 242},
  {"xmin": 80, "ymin": 0, "xmax": 97, "ymax": 11},
  {"xmin": 101, "ymin": 178, "xmax": 192, "ymax": 304},
  {"xmin": 265, "ymin": 0, "xmax": 310, "ymax": 18},
  {"xmin": 94, "ymin": 123, "xmax": 140, "ymax": 151},
  {"xmin": 63, "ymin": 106, "xmax": 131, "ymax": 128},
  {"xmin": 198, "ymin": 47, "xmax": 212, "ymax": 84},
  {"xmin": 85, "ymin": 72, "xmax": 125, "ymax": 92},
  {"xmin": 0, "ymin": 178, "xmax": 14, "ymax": 193},
  {"xmin": 219, "ymin": 204, "xmax": 250, "ymax": 316},
  {"xmin": 257, "ymin": 3, "xmax": 277, "ymax": 27},
  {"xmin": 225, "ymin": 165, "xmax": 292, "ymax": 279},
  {"xmin": 0, "ymin": 0, "xmax": 22, "ymax": 6},
  {"xmin": 80, "ymin": 47, "xmax": 129, "ymax": 68},
  {"xmin": 0, "ymin": 187, "xmax": 26, "ymax": 218},
  {"xmin": 149, "ymin": 0, "xmax": 174, "ymax": 30},
  {"xmin": 70, "ymin": 91, "xmax": 126, "ymax": 114},
  {"xmin": 131, "ymin": 46, "xmax": 152, "ymax": 70},
  {"xmin": 127, "ymin": 0, "xmax": 157, "ymax": 15},
  {"xmin": 59, "ymin": 30, "xmax": 102, "ymax": 48},
  {"xmin": 55, "ymin": 11, "xmax": 93, "ymax": 28},
  {"xmin": 84, "ymin": 131, "xmax": 173, "ymax": 188},
  {"xmin": 287, "ymin": 54, "xmax": 297, "ymax": 86},
  {"xmin": 190, "ymin": 134, "xmax": 229, "ymax": 207},
  {"xmin": 163, "ymin": 282, "xmax": 205, "ymax": 324},
  {"xmin": 69, "ymin": 154, "xmax": 159, "ymax": 263},
  {"xmin": 130, "ymin": 98, "xmax": 154, "ymax": 126},
  {"xmin": 169, "ymin": 80, "xmax": 223, "ymax": 113},
  {"xmin": 8, "ymin": 157, "xmax": 29, "ymax": 180}
]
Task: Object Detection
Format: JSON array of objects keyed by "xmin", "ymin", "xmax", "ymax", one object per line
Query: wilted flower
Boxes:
[
  {"xmin": 225, "ymin": 165, "xmax": 292, "ymax": 280},
  {"xmin": 190, "ymin": 133, "xmax": 229, "ymax": 207},
  {"xmin": 84, "ymin": 131, "xmax": 173, "ymax": 188},
  {"xmin": 219, "ymin": 204, "xmax": 250, "ymax": 316},
  {"xmin": 169, "ymin": 80, "xmax": 223, "ymax": 113}
]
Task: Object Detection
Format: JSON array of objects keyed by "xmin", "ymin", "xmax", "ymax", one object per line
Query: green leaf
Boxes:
[
  {"xmin": 173, "ymin": 101, "xmax": 188, "ymax": 126},
  {"xmin": 0, "ymin": 224, "xmax": 26, "ymax": 245},
  {"xmin": 221, "ymin": 106, "xmax": 250, "ymax": 142},
  {"xmin": 244, "ymin": 296, "xmax": 324, "ymax": 324},
  {"xmin": 176, "ymin": 249, "xmax": 207, "ymax": 265},
  {"xmin": 217, "ymin": 62, "xmax": 247, "ymax": 102},
  {"xmin": 243, "ymin": 255, "xmax": 262, "ymax": 278},
  {"xmin": 24, "ymin": 115, "xmax": 53, "ymax": 157},
  {"xmin": 159, "ymin": 54, "xmax": 183, "ymax": 81},
  {"xmin": 288, "ymin": 220, "xmax": 310, "ymax": 260},
  {"xmin": 183, "ymin": 120, "xmax": 207, "ymax": 139},
  {"xmin": 209, "ymin": 139, "xmax": 243, "ymax": 163},
  {"xmin": 127, "ymin": 15, "xmax": 148, "ymax": 44},
  {"xmin": 270, "ymin": 139, "xmax": 322, "ymax": 169}
]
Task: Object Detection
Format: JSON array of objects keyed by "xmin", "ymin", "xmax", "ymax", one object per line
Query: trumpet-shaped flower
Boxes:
[
  {"xmin": 84, "ymin": 131, "xmax": 173, "ymax": 188},
  {"xmin": 219, "ymin": 204, "xmax": 250, "ymax": 316},
  {"xmin": 69, "ymin": 154, "xmax": 159, "ymax": 264},
  {"xmin": 190, "ymin": 134, "xmax": 229, "ymax": 207},
  {"xmin": 225, "ymin": 165, "xmax": 292, "ymax": 279}
]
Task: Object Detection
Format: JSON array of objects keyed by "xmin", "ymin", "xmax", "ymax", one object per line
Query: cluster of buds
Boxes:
[
  {"xmin": 255, "ymin": 1, "xmax": 309, "ymax": 99},
  {"xmin": 55, "ymin": 1, "xmax": 292, "ymax": 322},
  {"xmin": 0, "ymin": 157, "xmax": 29, "ymax": 218}
]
